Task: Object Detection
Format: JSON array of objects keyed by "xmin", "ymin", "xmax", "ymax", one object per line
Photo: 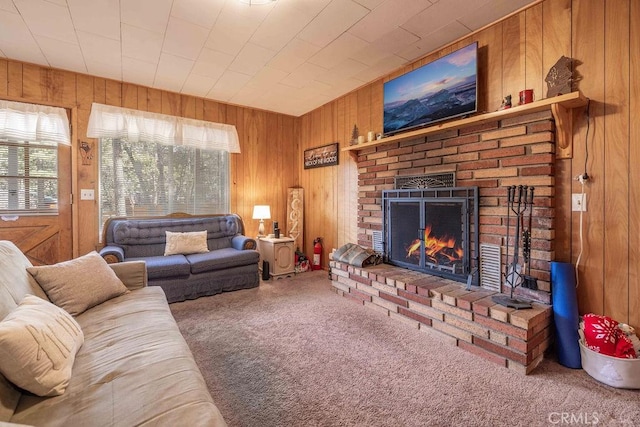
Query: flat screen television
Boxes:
[{"xmin": 383, "ymin": 42, "xmax": 478, "ymax": 136}]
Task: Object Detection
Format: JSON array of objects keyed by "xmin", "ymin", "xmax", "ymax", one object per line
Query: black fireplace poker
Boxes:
[{"xmin": 492, "ymin": 185, "xmax": 536, "ymax": 310}]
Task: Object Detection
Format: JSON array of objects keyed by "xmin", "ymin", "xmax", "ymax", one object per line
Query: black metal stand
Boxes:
[{"xmin": 492, "ymin": 185, "xmax": 536, "ymax": 309}]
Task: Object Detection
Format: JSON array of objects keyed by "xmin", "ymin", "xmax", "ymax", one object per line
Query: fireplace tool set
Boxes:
[{"xmin": 492, "ymin": 185, "xmax": 537, "ymax": 309}]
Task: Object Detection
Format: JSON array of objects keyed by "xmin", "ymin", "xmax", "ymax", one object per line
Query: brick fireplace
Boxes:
[
  {"xmin": 357, "ymin": 109, "xmax": 556, "ymax": 302},
  {"xmin": 330, "ymin": 109, "xmax": 557, "ymax": 373}
]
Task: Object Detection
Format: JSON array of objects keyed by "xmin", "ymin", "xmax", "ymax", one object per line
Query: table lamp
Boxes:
[{"xmin": 252, "ymin": 205, "xmax": 271, "ymax": 237}]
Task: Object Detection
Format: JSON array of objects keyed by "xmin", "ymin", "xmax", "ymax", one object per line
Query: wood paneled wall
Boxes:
[
  {"xmin": 0, "ymin": 60, "xmax": 299, "ymax": 256},
  {"xmin": 298, "ymin": 0, "xmax": 639, "ymax": 329}
]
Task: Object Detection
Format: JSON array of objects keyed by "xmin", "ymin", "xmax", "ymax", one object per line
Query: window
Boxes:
[
  {"xmin": 0, "ymin": 139, "xmax": 58, "ymax": 214},
  {"xmin": 99, "ymin": 138, "xmax": 229, "ymax": 223},
  {"xmin": 87, "ymin": 103, "xmax": 240, "ymax": 233},
  {"xmin": 0, "ymin": 100, "xmax": 70, "ymax": 215}
]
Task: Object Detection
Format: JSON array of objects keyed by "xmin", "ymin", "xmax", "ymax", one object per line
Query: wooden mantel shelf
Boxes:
[{"xmin": 342, "ymin": 91, "xmax": 588, "ymax": 159}]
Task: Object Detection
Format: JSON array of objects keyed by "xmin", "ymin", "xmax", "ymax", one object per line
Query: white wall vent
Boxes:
[
  {"xmin": 479, "ymin": 243, "xmax": 501, "ymax": 291},
  {"xmin": 372, "ymin": 230, "xmax": 384, "ymax": 253}
]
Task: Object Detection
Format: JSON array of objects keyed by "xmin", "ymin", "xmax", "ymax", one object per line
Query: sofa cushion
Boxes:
[
  {"xmin": 131, "ymin": 254, "xmax": 191, "ymax": 279},
  {"xmin": 164, "ymin": 230, "xmax": 209, "ymax": 256},
  {"xmin": 10, "ymin": 287, "xmax": 226, "ymax": 426},
  {"xmin": 27, "ymin": 251, "xmax": 129, "ymax": 316},
  {"xmin": 187, "ymin": 248, "xmax": 260, "ymax": 274},
  {"xmin": 0, "ymin": 295, "xmax": 84, "ymax": 397}
]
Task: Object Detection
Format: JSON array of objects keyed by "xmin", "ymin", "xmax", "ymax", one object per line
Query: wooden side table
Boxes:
[{"xmin": 258, "ymin": 236, "xmax": 295, "ymax": 279}]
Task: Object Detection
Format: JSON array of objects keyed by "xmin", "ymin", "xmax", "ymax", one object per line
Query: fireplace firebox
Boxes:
[{"xmin": 382, "ymin": 187, "xmax": 479, "ymax": 285}]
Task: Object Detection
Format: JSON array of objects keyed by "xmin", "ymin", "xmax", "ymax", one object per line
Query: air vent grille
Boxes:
[
  {"xmin": 394, "ymin": 172, "xmax": 455, "ymax": 189},
  {"xmin": 479, "ymin": 243, "xmax": 501, "ymax": 291},
  {"xmin": 372, "ymin": 231, "xmax": 384, "ymax": 253}
]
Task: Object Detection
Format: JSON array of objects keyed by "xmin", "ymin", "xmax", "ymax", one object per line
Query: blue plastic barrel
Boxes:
[{"xmin": 551, "ymin": 261, "xmax": 582, "ymax": 368}]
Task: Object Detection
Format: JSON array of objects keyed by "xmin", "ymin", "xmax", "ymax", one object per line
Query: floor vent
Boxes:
[
  {"xmin": 479, "ymin": 243, "xmax": 501, "ymax": 291},
  {"xmin": 372, "ymin": 231, "xmax": 384, "ymax": 253}
]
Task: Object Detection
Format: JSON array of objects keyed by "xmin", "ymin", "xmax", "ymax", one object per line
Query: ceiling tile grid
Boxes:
[{"xmin": 0, "ymin": 0, "xmax": 535, "ymax": 116}]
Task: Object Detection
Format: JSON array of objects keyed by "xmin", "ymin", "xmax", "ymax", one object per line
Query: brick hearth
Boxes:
[{"xmin": 330, "ymin": 261, "xmax": 552, "ymax": 374}]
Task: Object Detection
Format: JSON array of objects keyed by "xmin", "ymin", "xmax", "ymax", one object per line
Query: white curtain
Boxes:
[
  {"xmin": 0, "ymin": 100, "xmax": 70, "ymax": 145},
  {"xmin": 86, "ymin": 103, "xmax": 240, "ymax": 153}
]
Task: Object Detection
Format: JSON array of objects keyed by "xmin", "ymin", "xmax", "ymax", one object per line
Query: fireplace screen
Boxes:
[{"xmin": 383, "ymin": 188, "xmax": 478, "ymax": 284}]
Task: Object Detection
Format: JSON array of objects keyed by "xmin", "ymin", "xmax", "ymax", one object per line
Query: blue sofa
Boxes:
[{"xmin": 100, "ymin": 213, "xmax": 260, "ymax": 303}]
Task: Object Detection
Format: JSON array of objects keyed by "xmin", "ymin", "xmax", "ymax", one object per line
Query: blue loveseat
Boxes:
[{"xmin": 100, "ymin": 213, "xmax": 260, "ymax": 303}]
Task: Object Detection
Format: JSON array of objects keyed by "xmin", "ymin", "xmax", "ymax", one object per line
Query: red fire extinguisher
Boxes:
[{"xmin": 313, "ymin": 237, "xmax": 323, "ymax": 270}]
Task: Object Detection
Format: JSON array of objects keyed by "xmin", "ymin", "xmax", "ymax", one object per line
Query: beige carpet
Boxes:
[{"xmin": 170, "ymin": 271, "xmax": 639, "ymax": 427}]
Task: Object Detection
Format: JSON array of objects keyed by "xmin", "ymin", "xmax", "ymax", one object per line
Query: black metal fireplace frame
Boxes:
[{"xmin": 382, "ymin": 186, "xmax": 479, "ymax": 285}]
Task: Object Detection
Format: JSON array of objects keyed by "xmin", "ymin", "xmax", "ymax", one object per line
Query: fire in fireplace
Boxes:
[{"xmin": 383, "ymin": 187, "xmax": 479, "ymax": 285}]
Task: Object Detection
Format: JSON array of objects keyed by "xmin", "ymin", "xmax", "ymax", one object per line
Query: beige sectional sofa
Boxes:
[{"xmin": 0, "ymin": 240, "xmax": 226, "ymax": 426}]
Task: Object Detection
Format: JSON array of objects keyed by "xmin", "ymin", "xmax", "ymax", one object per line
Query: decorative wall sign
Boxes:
[
  {"xmin": 304, "ymin": 143, "xmax": 339, "ymax": 169},
  {"xmin": 79, "ymin": 140, "xmax": 94, "ymax": 165},
  {"xmin": 287, "ymin": 187, "xmax": 303, "ymax": 250}
]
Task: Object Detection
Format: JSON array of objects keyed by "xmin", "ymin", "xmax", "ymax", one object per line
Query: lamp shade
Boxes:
[{"xmin": 252, "ymin": 205, "xmax": 271, "ymax": 220}]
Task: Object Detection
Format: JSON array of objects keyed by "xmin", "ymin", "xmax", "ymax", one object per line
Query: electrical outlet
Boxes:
[
  {"xmin": 80, "ymin": 189, "xmax": 95, "ymax": 201},
  {"xmin": 572, "ymin": 193, "xmax": 587, "ymax": 212}
]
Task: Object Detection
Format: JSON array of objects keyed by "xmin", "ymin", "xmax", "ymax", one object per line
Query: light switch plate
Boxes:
[
  {"xmin": 572, "ymin": 193, "xmax": 587, "ymax": 212},
  {"xmin": 80, "ymin": 189, "xmax": 95, "ymax": 200}
]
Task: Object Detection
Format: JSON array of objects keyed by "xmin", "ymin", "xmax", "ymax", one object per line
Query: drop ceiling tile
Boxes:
[
  {"xmin": 0, "ymin": 0, "xmax": 17, "ymax": 13},
  {"xmin": 122, "ymin": 56, "xmax": 157, "ymax": 87},
  {"xmin": 249, "ymin": 67, "xmax": 289, "ymax": 87},
  {"xmin": 191, "ymin": 48, "xmax": 235, "ymax": 80},
  {"xmin": 281, "ymin": 62, "xmax": 328, "ymax": 89},
  {"xmin": 401, "ymin": 0, "xmax": 469, "ymax": 38},
  {"xmin": 121, "ymin": 24, "xmax": 163, "ymax": 64},
  {"xmin": 162, "ymin": 17, "xmax": 209, "ymax": 61},
  {"xmin": 267, "ymin": 38, "xmax": 321, "ymax": 73},
  {"xmin": 181, "ymin": 73, "xmax": 217, "ymax": 98},
  {"xmin": 67, "ymin": 0, "xmax": 120, "ymax": 40},
  {"xmin": 207, "ymin": 70, "xmax": 252, "ymax": 102},
  {"xmin": 35, "ymin": 35, "xmax": 86, "ymax": 72},
  {"xmin": 170, "ymin": 0, "xmax": 225, "ymax": 29},
  {"xmin": 352, "ymin": 0, "xmax": 386, "ymax": 9},
  {"xmin": 308, "ymin": 32, "xmax": 369, "ymax": 70},
  {"xmin": 205, "ymin": 9, "xmax": 263, "ymax": 56},
  {"xmin": 228, "ymin": 42, "xmax": 276, "ymax": 76},
  {"xmin": 369, "ymin": 27, "xmax": 420, "ymax": 55},
  {"xmin": 121, "ymin": 0, "xmax": 173, "ymax": 33},
  {"xmin": 278, "ymin": 0, "xmax": 332, "ymax": 16},
  {"xmin": 297, "ymin": 0, "xmax": 369, "ymax": 48},
  {"xmin": 350, "ymin": 43, "xmax": 392, "ymax": 67},
  {"xmin": 86, "ymin": 59, "xmax": 122, "ymax": 81},
  {"xmin": 154, "ymin": 53, "xmax": 194, "ymax": 91},
  {"xmin": 77, "ymin": 31, "xmax": 121, "ymax": 65},
  {"xmin": 458, "ymin": 0, "xmax": 534, "ymax": 31},
  {"xmin": 0, "ymin": 10, "xmax": 48, "ymax": 65},
  {"xmin": 397, "ymin": 21, "xmax": 471, "ymax": 61},
  {"xmin": 250, "ymin": 2, "xmax": 315, "ymax": 52},
  {"xmin": 348, "ymin": 0, "xmax": 434, "ymax": 42},
  {"xmin": 316, "ymin": 58, "xmax": 368, "ymax": 85},
  {"xmin": 13, "ymin": 0, "xmax": 76, "ymax": 43},
  {"xmin": 353, "ymin": 54, "xmax": 406, "ymax": 82}
]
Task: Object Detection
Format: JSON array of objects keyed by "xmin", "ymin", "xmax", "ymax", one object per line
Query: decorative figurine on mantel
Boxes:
[
  {"xmin": 498, "ymin": 94, "xmax": 512, "ymax": 110},
  {"xmin": 546, "ymin": 56, "xmax": 573, "ymax": 97},
  {"xmin": 350, "ymin": 124, "xmax": 360, "ymax": 146}
]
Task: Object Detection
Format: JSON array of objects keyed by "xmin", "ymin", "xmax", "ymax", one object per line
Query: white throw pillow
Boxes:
[
  {"xmin": 27, "ymin": 251, "xmax": 129, "ymax": 316},
  {"xmin": 164, "ymin": 230, "xmax": 209, "ymax": 256},
  {"xmin": 0, "ymin": 295, "xmax": 84, "ymax": 396}
]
